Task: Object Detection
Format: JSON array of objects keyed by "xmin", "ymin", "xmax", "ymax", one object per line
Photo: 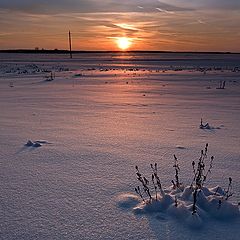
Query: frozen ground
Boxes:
[{"xmin": 0, "ymin": 52, "xmax": 239, "ymax": 239}]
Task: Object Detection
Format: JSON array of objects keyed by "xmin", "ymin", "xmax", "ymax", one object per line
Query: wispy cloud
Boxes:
[
  {"xmin": 114, "ymin": 23, "xmax": 139, "ymax": 31},
  {"xmin": 156, "ymin": 8, "xmax": 175, "ymax": 14},
  {"xmin": 159, "ymin": 0, "xmax": 240, "ymax": 10},
  {"xmin": 0, "ymin": 0, "xmax": 239, "ymax": 51},
  {"xmin": 0, "ymin": 0, "xmax": 192, "ymax": 14},
  {"xmin": 197, "ymin": 19, "xmax": 206, "ymax": 24}
]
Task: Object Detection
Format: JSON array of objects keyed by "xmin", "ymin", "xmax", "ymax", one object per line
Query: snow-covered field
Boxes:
[{"xmin": 0, "ymin": 52, "xmax": 239, "ymax": 239}]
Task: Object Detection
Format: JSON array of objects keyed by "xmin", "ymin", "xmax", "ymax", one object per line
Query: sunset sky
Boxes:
[{"xmin": 0, "ymin": 0, "xmax": 239, "ymax": 52}]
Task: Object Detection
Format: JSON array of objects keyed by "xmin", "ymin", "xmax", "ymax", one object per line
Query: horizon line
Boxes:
[{"xmin": 0, "ymin": 49, "xmax": 240, "ymax": 54}]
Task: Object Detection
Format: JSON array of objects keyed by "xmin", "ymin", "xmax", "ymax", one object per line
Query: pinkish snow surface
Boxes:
[{"xmin": 0, "ymin": 53, "xmax": 239, "ymax": 240}]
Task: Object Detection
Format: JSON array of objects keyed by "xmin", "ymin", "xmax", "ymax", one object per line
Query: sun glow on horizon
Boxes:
[{"xmin": 116, "ymin": 37, "xmax": 132, "ymax": 50}]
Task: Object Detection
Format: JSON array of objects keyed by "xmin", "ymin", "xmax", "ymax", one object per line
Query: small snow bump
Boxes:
[
  {"xmin": 32, "ymin": 142, "xmax": 42, "ymax": 148},
  {"xmin": 35, "ymin": 140, "xmax": 51, "ymax": 144},
  {"xmin": 25, "ymin": 140, "xmax": 34, "ymax": 147},
  {"xmin": 24, "ymin": 139, "xmax": 51, "ymax": 148},
  {"xmin": 176, "ymin": 145, "xmax": 186, "ymax": 149},
  {"xmin": 116, "ymin": 193, "xmax": 140, "ymax": 209}
]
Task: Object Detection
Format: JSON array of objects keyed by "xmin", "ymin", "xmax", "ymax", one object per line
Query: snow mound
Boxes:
[
  {"xmin": 133, "ymin": 194, "xmax": 174, "ymax": 214},
  {"xmin": 120, "ymin": 145, "xmax": 240, "ymax": 229},
  {"xmin": 117, "ymin": 186, "xmax": 239, "ymax": 229},
  {"xmin": 24, "ymin": 140, "xmax": 51, "ymax": 148},
  {"xmin": 200, "ymin": 125, "xmax": 222, "ymax": 130},
  {"xmin": 116, "ymin": 193, "xmax": 141, "ymax": 209},
  {"xmin": 199, "ymin": 119, "xmax": 222, "ymax": 130},
  {"xmin": 176, "ymin": 145, "xmax": 186, "ymax": 149},
  {"xmin": 32, "ymin": 142, "xmax": 42, "ymax": 147},
  {"xmin": 25, "ymin": 140, "xmax": 34, "ymax": 146}
]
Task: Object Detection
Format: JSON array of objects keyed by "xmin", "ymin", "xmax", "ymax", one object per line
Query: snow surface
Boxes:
[
  {"xmin": 119, "ymin": 183, "xmax": 239, "ymax": 228},
  {"xmin": 0, "ymin": 52, "xmax": 240, "ymax": 239}
]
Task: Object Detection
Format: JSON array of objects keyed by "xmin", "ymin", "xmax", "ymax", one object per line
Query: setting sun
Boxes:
[{"xmin": 116, "ymin": 37, "xmax": 132, "ymax": 50}]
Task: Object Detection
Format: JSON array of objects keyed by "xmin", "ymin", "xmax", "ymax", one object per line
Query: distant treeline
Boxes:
[
  {"xmin": 0, "ymin": 49, "xmax": 238, "ymax": 54},
  {"xmin": 0, "ymin": 49, "xmax": 71, "ymax": 54}
]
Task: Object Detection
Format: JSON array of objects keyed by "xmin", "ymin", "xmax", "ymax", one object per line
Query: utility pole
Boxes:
[{"xmin": 69, "ymin": 30, "xmax": 72, "ymax": 59}]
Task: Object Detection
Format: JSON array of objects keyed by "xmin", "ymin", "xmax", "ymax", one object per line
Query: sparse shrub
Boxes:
[
  {"xmin": 133, "ymin": 144, "xmax": 238, "ymax": 216},
  {"xmin": 150, "ymin": 163, "xmax": 165, "ymax": 197},
  {"xmin": 216, "ymin": 80, "xmax": 226, "ymax": 89},
  {"xmin": 192, "ymin": 189, "xmax": 198, "ymax": 214},
  {"xmin": 172, "ymin": 154, "xmax": 181, "ymax": 189},
  {"xmin": 135, "ymin": 166, "xmax": 152, "ymax": 201},
  {"xmin": 191, "ymin": 143, "xmax": 214, "ymax": 189},
  {"xmin": 200, "ymin": 118, "xmax": 210, "ymax": 129},
  {"xmin": 151, "ymin": 173, "xmax": 158, "ymax": 200},
  {"xmin": 135, "ymin": 186, "xmax": 145, "ymax": 202},
  {"xmin": 175, "ymin": 196, "xmax": 178, "ymax": 207},
  {"xmin": 225, "ymin": 177, "xmax": 233, "ymax": 200}
]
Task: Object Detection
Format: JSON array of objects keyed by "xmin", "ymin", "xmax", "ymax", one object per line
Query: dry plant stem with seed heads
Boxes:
[
  {"xmin": 134, "ymin": 144, "xmax": 238, "ymax": 216},
  {"xmin": 172, "ymin": 154, "xmax": 182, "ymax": 190}
]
